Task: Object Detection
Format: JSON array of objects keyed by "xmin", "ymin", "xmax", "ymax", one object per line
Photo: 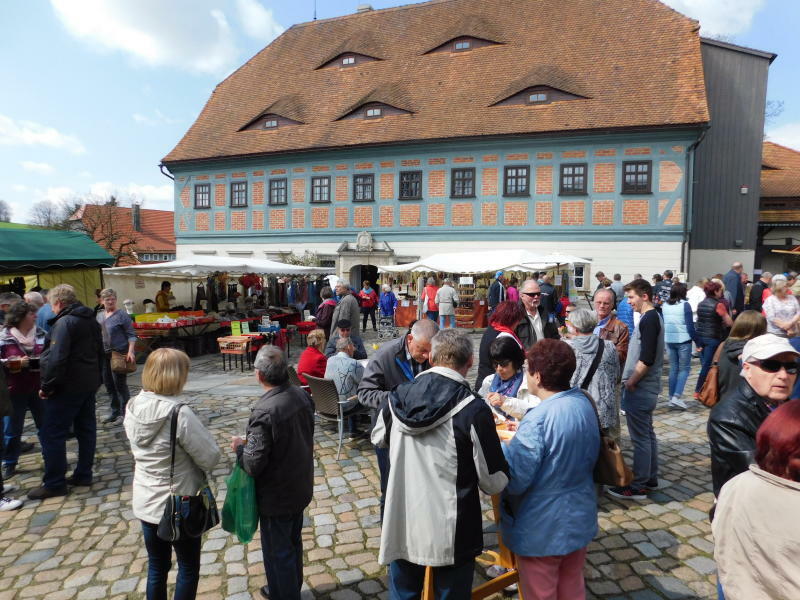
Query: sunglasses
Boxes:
[
  {"xmin": 521, "ymin": 292, "xmax": 541, "ymax": 298},
  {"xmin": 749, "ymin": 359, "xmax": 799, "ymax": 374}
]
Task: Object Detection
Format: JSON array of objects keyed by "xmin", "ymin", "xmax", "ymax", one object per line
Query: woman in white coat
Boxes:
[{"xmin": 124, "ymin": 348, "xmax": 221, "ymax": 600}]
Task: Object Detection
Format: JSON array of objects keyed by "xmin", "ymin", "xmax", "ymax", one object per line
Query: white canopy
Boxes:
[
  {"xmin": 103, "ymin": 256, "xmax": 332, "ymax": 277},
  {"xmin": 378, "ymin": 249, "xmax": 590, "ymax": 275}
]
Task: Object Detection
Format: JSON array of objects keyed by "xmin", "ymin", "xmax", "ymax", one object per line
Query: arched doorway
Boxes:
[{"xmin": 349, "ymin": 264, "xmax": 379, "ymax": 291}]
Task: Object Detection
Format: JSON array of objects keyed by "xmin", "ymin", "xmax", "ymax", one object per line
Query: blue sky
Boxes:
[{"xmin": 0, "ymin": 0, "xmax": 797, "ymax": 223}]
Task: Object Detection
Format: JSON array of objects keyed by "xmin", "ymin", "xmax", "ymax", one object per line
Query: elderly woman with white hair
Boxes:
[
  {"xmin": 565, "ymin": 308, "xmax": 621, "ymax": 437},
  {"xmin": 379, "ymin": 284, "xmax": 398, "ymax": 321},
  {"xmin": 435, "ymin": 278, "xmax": 459, "ymax": 329}
]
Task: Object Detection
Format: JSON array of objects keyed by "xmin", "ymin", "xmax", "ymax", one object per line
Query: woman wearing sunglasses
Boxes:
[
  {"xmin": 478, "ymin": 335, "xmax": 539, "ymax": 420},
  {"xmin": 708, "ymin": 333, "xmax": 799, "ymax": 499}
]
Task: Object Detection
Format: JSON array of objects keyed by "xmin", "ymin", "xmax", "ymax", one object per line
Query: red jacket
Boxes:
[
  {"xmin": 296, "ymin": 346, "xmax": 327, "ymax": 385},
  {"xmin": 358, "ymin": 288, "xmax": 378, "ymax": 309}
]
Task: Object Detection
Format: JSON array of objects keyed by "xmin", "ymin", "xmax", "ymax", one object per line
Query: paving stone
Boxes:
[
  {"xmin": 647, "ymin": 575, "xmax": 697, "ymax": 599},
  {"xmin": 647, "ymin": 530, "xmax": 679, "ymax": 548},
  {"xmin": 634, "ymin": 542, "xmax": 662, "ymax": 558},
  {"xmin": 16, "ymin": 548, "xmax": 55, "ymax": 565},
  {"xmin": 685, "ymin": 556, "xmax": 717, "ymax": 575}
]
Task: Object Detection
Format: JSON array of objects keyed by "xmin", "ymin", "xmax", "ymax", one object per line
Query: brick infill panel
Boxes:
[
  {"xmin": 536, "ymin": 165, "xmax": 553, "ymax": 195},
  {"xmin": 560, "ymin": 200, "xmax": 585, "ymax": 225},
  {"xmin": 535, "ymin": 202, "xmax": 552, "ymax": 225},
  {"xmin": 291, "ymin": 208, "xmax": 305, "ymax": 229},
  {"xmin": 380, "ymin": 161, "xmax": 395, "ymax": 168},
  {"xmin": 380, "ymin": 205, "xmax": 394, "ymax": 227},
  {"xmin": 195, "ymin": 213, "xmax": 209, "ymax": 231},
  {"xmin": 252, "ymin": 210, "xmax": 264, "ymax": 229},
  {"xmin": 623, "ymin": 199, "xmax": 649, "ymax": 225},
  {"xmin": 214, "ymin": 212, "xmax": 226, "ymax": 231},
  {"xmin": 504, "ymin": 201, "xmax": 528, "ymax": 226},
  {"xmin": 427, "ymin": 204, "xmax": 445, "ymax": 226},
  {"xmin": 335, "ymin": 207, "xmax": 348, "ymax": 228},
  {"xmin": 536, "ymin": 152, "xmax": 553, "ymax": 160},
  {"xmin": 252, "ymin": 170, "xmax": 264, "ymax": 177},
  {"xmin": 452, "ymin": 203, "xmax": 473, "ymax": 226},
  {"xmin": 401, "ymin": 159, "xmax": 421, "ymax": 167},
  {"xmin": 592, "ymin": 200, "xmax": 614, "ymax": 225},
  {"xmin": 269, "ymin": 209, "xmax": 286, "ymax": 230},
  {"xmin": 214, "ymin": 184, "xmax": 225, "ymax": 206},
  {"xmin": 453, "ymin": 156, "xmax": 475, "ymax": 163},
  {"xmin": 562, "ymin": 150, "xmax": 586, "ymax": 159},
  {"xmin": 481, "ymin": 202, "xmax": 498, "ymax": 226},
  {"xmin": 180, "ymin": 187, "xmax": 189, "ymax": 208},
  {"xmin": 482, "ymin": 155, "xmax": 498, "ymax": 162},
  {"xmin": 506, "ymin": 153, "xmax": 529, "ymax": 161},
  {"xmin": 481, "ymin": 168, "xmax": 498, "ymax": 196},
  {"xmin": 231, "ymin": 211, "xmax": 247, "ymax": 230},
  {"xmin": 624, "ymin": 147, "xmax": 651, "ymax": 156},
  {"xmin": 400, "ymin": 205, "xmax": 420, "ymax": 227},
  {"xmin": 335, "ymin": 176, "xmax": 348, "ymax": 202},
  {"xmin": 196, "ymin": 175, "xmax": 209, "ymax": 180},
  {"xmin": 354, "ymin": 206, "xmax": 373, "ymax": 228},
  {"xmin": 659, "ymin": 161, "xmax": 682, "ymax": 193},
  {"xmin": 252, "ymin": 181, "xmax": 264, "ymax": 205},
  {"xmin": 312, "ymin": 165, "xmax": 330, "ymax": 172},
  {"xmin": 594, "ymin": 149, "xmax": 617, "ymax": 157},
  {"xmin": 428, "ymin": 158, "xmax": 447, "ymax": 165},
  {"xmin": 311, "ymin": 207, "xmax": 329, "ymax": 229},
  {"xmin": 428, "ymin": 170, "xmax": 446, "ymax": 197},
  {"xmin": 271, "ymin": 168, "xmax": 286, "ymax": 175},
  {"xmin": 593, "ymin": 163, "xmax": 615, "ymax": 194},
  {"xmin": 355, "ymin": 162, "xmax": 373, "ymax": 170},
  {"xmin": 292, "ymin": 179, "xmax": 305, "ymax": 203}
]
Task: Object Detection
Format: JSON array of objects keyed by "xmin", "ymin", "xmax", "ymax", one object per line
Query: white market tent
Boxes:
[
  {"xmin": 378, "ymin": 250, "xmax": 591, "ymax": 275},
  {"xmin": 103, "ymin": 256, "xmax": 332, "ymax": 311}
]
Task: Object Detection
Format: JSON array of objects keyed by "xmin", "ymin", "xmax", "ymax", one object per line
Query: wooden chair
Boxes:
[{"xmin": 304, "ymin": 374, "xmax": 369, "ymax": 459}]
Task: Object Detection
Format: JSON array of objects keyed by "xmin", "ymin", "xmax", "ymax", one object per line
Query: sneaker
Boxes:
[
  {"xmin": 645, "ymin": 479, "xmax": 666, "ymax": 491},
  {"xmin": 27, "ymin": 485, "xmax": 68, "ymax": 500},
  {"xmin": 2, "ymin": 483, "xmax": 18, "ymax": 495},
  {"xmin": 112, "ymin": 416, "xmax": 124, "ymax": 426},
  {"xmin": 606, "ymin": 485, "xmax": 648, "ymax": 500},
  {"xmin": 620, "ymin": 409, "xmax": 626, "ymax": 416},
  {"xmin": 668, "ymin": 397, "xmax": 688, "ymax": 410},
  {"xmin": 2, "ymin": 464, "xmax": 17, "ymax": 479},
  {"xmin": 259, "ymin": 584, "xmax": 270, "ymax": 599},
  {"xmin": 485, "ymin": 565, "xmax": 518, "ymax": 592},
  {"xmin": 102, "ymin": 414, "xmax": 120, "ymax": 425},
  {"xmin": 66, "ymin": 475, "xmax": 93, "ymax": 487},
  {"xmin": 19, "ymin": 441, "xmax": 35, "ymax": 453},
  {"xmin": 0, "ymin": 496, "xmax": 23, "ymax": 511}
]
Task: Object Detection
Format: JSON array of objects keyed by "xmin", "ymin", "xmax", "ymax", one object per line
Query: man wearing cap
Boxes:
[
  {"xmin": 487, "ymin": 272, "xmax": 506, "ymax": 313},
  {"xmin": 324, "ymin": 319, "xmax": 367, "ymax": 360},
  {"xmin": 707, "ymin": 333, "xmax": 799, "ymax": 497}
]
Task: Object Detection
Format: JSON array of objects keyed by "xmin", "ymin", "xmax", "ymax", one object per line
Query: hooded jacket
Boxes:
[
  {"xmin": 124, "ymin": 390, "xmax": 221, "ymax": 524},
  {"xmin": 717, "ymin": 338, "xmax": 746, "ymax": 400},
  {"xmin": 713, "ymin": 465, "xmax": 800, "ymax": 599},
  {"xmin": 40, "ymin": 303, "xmax": 104, "ymax": 396},
  {"xmin": 707, "ymin": 379, "xmax": 772, "ymax": 497},
  {"xmin": 372, "ymin": 367, "xmax": 509, "ymax": 566},
  {"xmin": 358, "ymin": 335, "xmax": 430, "ymax": 415}
]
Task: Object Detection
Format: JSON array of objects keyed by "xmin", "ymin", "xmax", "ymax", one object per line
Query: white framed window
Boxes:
[
  {"xmin": 142, "ymin": 254, "xmax": 151, "ymax": 261},
  {"xmin": 454, "ymin": 40, "xmax": 471, "ymax": 51},
  {"xmin": 528, "ymin": 92, "xmax": 547, "ymax": 104},
  {"xmin": 263, "ymin": 119, "xmax": 278, "ymax": 129},
  {"xmin": 162, "ymin": 254, "xmax": 170, "ymax": 261},
  {"xmin": 365, "ymin": 107, "xmax": 382, "ymax": 118},
  {"xmin": 342, "ymin": 56, "xmax": 355, "ymax": 65}
]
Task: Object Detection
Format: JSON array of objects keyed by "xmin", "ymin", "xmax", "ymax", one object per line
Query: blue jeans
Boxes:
[
  {"xmin": 3, "ymin": 391, "xmax": 44, "ymax": 467},
  {"xmin": 666, "ymin": 341, "xmax": 692, "ymax": 398},
  {"xmin": 260, "ymin": 513, "xmax": 304, "ymax": 600},
  {"xmin": 102, "ymin": 353, "xmax": 130, "ymax": 417},
  {"xmin": 376, "ymin": 445, "xmax": 390, "ymax": 520},
  {"xmin": 439, "ymin": 314, "xmax": 455, "ymax": 329},
  {"xmin": 426, "ymin": 310, "xmax": 438, "ymax": 322},
  {"xmin": 141, "ymin": 520, "xmax": 201, "ymax": 600},
  {"xmin": 696, "ymin": 337, "xmax": 722, "ymax": 392},
  {"xmin": 389, "ymin": 558, "xmax": 475, "ymax": 599},
  {"xmin": 622, "ymin": 388, "xmax": 659, "ymax": 489},
  {"xmin": 40, "ymin": 390, "xmax": 96, "ymax": 489}
]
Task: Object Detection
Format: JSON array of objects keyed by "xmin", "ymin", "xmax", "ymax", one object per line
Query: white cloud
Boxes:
[
  {"xmin": 38, "ymin": 186, "xmax": 78, "ymax": 203},
  {"xmin": 236, "ymin": 0, "xmax": 284, "ymax": 40},
  {"xmin": 20, "ymin": 161, "xmax": 55, "ymax": 175},
  {"xmin": 78, "ymin": 170, "xmax": 92, "ymax": 178},
  {"xmin": 132, "ymin": 109, "xmax": 180, "ymax": 126},
  {"xmin": 0, "ymin": 114, "xmax": 86, "ymax": 154},
  {"xmin": 85, "ymin": 181, "xmax": 173, "ymax": 210},
  {"xmin": 12, "ymin": 184, "xmax": 28, "ymax": 193},
  {"xmin": 661, "ymin": 0, "xmax": 766, "ymax": 37},
  {"xmin": 766, "ymin": 122, "xmax": 800, "ymax": 152},
  {"xmin": 50, "ymin": 0, "xmax": 282, "ymax": 76}
]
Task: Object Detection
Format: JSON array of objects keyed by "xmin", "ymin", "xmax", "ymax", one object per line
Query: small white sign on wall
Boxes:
[{"xmin": 459, "ymin": 276, "xmax": 474, "ymax": 285}]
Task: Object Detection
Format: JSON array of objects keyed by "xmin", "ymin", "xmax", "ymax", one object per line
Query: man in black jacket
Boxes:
[
  {"xmin": 232, "ymin": 345, "xmax": 314, "ymax": 600},
  {"xmin": 358, "ymin": 318, "xmax": 439, "ymax": 515},
  {"xmin": 30, "ymin": 284, "xmax": 103, "ymax": 500},
  {"xmin": 748, "ymin": 271, "xmax": 772, "ymax": 314},
  {"xmin": 708, "ymin": 333, "xmax": 798, "ymax": 497},
  {"xmin": 515, "ymin": 279, "xmax": 560, "ymax": 349}
]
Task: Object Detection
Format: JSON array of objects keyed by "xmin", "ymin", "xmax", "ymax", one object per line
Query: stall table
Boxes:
[{"xmin": 394, "ymin": 301, "xmax": 419, "ymax": 328}]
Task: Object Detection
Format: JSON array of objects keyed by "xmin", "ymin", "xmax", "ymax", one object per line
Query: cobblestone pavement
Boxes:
[{"xmin": 0, "ymin": 329, "xmax": 717, "ymax": 599}]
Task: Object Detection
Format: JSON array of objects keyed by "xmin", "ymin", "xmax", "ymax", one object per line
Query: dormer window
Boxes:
[
  {"xmin": 454, "ymin": 40, "xmax": 471, "ymax": 51},
  {"xmin": 365, "ymin": 107, "xmax": 382, "ymax": 118},
  {"xmin": 528, "ymin": 93, "xmax": 547, "ymax": 104},
  {"xmin": 241, "ymin": 111, "xmax": 302, "ymax": 131},
  {"xmin": 342, "ymin": 56, "xmax": 356, "ymax": 66},
  {"xmin": 425, "ymin": 35, "xmax": 501, "ymax": 55},
  {"xmin": 263, "ymin": 119, "xmax": 278, "ymax": 129},
  {"xmin": 316, "ymin": 52, "xmax": 381, "ymax": 70},
  {"xmin": 337, "ymin": 99, "xmax": 413, "ymax": 121},
  {"xmin": 492, "ymin": 85, "xmax": 586, "ymax": 108}
]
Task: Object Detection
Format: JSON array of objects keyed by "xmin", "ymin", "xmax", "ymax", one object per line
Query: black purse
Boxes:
[{"xmin": 157, "ymin": 405, "xmax": 219, "ymax": 541}]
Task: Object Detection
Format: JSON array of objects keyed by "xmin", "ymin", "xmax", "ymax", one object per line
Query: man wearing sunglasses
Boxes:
[
  {"xmin": 515, "ymin": 279, "xmax": 560, "ymax": 349},
  {"xmin": 708, "ymin": 333, "xmax": 799, "ymax": 497}
]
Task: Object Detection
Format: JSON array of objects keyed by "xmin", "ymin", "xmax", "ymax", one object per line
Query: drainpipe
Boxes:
[
  {"xmin": 681, "ymin": 127, "xmax": 708, "ymax": 276},
  {"xmin": 159, "ymin": 164, "xmax": 174, "ymax": 180}
]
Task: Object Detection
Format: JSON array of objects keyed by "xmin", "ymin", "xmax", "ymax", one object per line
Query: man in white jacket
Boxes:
[{"xmin": 372, "ymin": 329, "xmax": 509, "ymax": 597}]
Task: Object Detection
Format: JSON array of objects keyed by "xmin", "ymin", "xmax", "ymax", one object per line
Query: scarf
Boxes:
[
  {"xmin": 492, "ymin": 325, "xmax": 523, "ymax": 347},
  {"xmin": 490, "ymin": 370, "xmax": 523, "ymax": 398},
  {"xmin": 10, "ymin": 327, "xmax": 36, "ymax": 352}
]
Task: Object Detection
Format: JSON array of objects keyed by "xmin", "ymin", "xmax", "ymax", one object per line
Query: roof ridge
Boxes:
[
  {"xmin": 289, "ymin": 0, "xmax": 457, "ymax": 29},
  {"xmin": 764, "ymin": 140, "xmax": 800, "ymax": 155}
]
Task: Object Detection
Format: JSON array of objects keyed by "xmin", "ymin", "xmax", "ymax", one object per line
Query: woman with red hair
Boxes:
[
  {"xmin": 713, "ymin": 399, "xmax": 800, "ymax": 599},
  {"xmin": 474, "ymin": 301, "xmax": 527, "ymax": 389}
]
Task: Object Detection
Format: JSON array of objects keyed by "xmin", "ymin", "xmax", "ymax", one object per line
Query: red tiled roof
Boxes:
[
  {"xmin": 761, "ymin": 141, "xmax": 800, "ymax": 198},
  {"xmin": 163, "ymin": 0, "xmax": 709, "ymax": 164}
]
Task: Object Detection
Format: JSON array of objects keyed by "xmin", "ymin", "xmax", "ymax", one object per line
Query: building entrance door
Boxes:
[{"xmin": 349, "ymin": 264, "xmax": 378, "ymax": 291}]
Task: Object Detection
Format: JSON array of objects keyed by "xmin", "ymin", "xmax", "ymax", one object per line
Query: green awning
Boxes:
[{"xmin": 0, "ymin": 227, "xmax": 114, "ymax": 271}]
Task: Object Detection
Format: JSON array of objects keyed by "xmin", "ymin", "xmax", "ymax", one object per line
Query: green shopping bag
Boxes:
[{"xmin": 221, "ymin": 464, "xmax": 259, "ymax": 543}]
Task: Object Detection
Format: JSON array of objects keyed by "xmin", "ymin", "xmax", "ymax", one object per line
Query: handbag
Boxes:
[
  {"xmin": 697, "ymin": 342, "xmax": 724, "ymax": 408},
  {"xmin": 157, "ymin": 405, "xmax": 219, "ymax": 542},
  {"xmin": 581, "ymin": 342, "xmax": 633, "ymax": 487},
  {"xmin": 110, "ymin": 350, "xmax": 137, "ymax": 374}
]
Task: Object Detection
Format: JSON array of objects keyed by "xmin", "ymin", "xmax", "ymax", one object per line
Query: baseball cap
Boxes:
[
  {"xmin": 495, "ymin": 271, "xmax": 504, "ymax": 279},
  {"xmin": 742, "ymin": 334, "xmax": 800, "ymax": 364}
]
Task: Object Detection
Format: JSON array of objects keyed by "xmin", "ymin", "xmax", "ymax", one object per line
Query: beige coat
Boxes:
[
  {"xmin": 713, "ymin": 464, "xmax": 800, "ymax": 600},
  {"xmin": 435, "ymin": 285, "xmax": 459, "ymax": 317},
  {"xmin": 124, "ymin": 391, "xmax": 222, "ymax": 524}
]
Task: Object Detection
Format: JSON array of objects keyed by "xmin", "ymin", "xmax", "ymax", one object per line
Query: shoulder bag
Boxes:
[
  {"xmin": 697, "ymin": 342, "xmax": 725, "ymax": 408},
  {"xmin": 157, "ymin": 405, "xmax": 219, "ymax": 541},
  {"xmin": 581, "ymin": 341, "xmax": 633, "ymax": 487},
  {"xmin": 110, "ymin": 350, "xmax": 137, "ymax": 374}
]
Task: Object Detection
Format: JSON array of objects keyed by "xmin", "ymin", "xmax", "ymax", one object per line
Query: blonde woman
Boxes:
[
  {"xmin": 296, "ymin": 328, "xmax": 328, "ymax": 385},
  {"xmin": 124, "ymin": 348, "xmax": 221, "ymax": 600},
  {"xmin": 763, "ymin": 278, "xmax": 800, "ymax": 338}
]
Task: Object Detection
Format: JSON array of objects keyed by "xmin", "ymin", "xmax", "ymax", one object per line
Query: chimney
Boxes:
[
  {"xmin": 132, "ymin": 203, "xmax": 141, "ymax": 232},
  {"xmin": 356, "ymin": 4, "xmax": 373, "ymax": 13}
]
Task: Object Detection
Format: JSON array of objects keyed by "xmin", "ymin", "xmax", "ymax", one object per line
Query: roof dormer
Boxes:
[
  {"xmin": 239, "ymin": 95, "xmax": 307, "ymax": 131},
  {"xmin": 242, "ymin": 113, "xmax": 302, "ymax": 131},
  {"xmin": 490, "ymin": 66, "xmax": 590, "ymax": 107},
  {"xmin": 337, "ymin": 102, "xmax": 412, "ymax": 121},
  {"xmin": 317, "ymin": 52, "xmax": 381, "ymax": 70},
  {"xmin": 336, "ymin": 83, "xmax": 415, "ymax": 121},
  {"xmin": 493, "ymin": 85, "xmax": 585, "ymax": 107},
  {"xmin": 425, "ymin": 35, "xmax": 501, "ymax": 55}
]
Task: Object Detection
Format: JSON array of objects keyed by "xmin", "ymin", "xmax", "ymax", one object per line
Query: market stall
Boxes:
[
  {"xmin": 379, "ymin": 250, "xmax": 591, "ymax": 328},
  {"xmin": 0, "ymin": 226, "xmax": 114, "ymax": 305}
]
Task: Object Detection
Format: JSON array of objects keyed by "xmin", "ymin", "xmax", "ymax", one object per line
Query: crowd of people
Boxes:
[{"xmin": 2, "ymin": 259, "xmax": 800, "ymax": 600}]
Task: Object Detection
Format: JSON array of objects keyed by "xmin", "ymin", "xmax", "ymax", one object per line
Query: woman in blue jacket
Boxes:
[{"xmin": 501, "ymin": 338, "xmax": 599, "ymax": 600}]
